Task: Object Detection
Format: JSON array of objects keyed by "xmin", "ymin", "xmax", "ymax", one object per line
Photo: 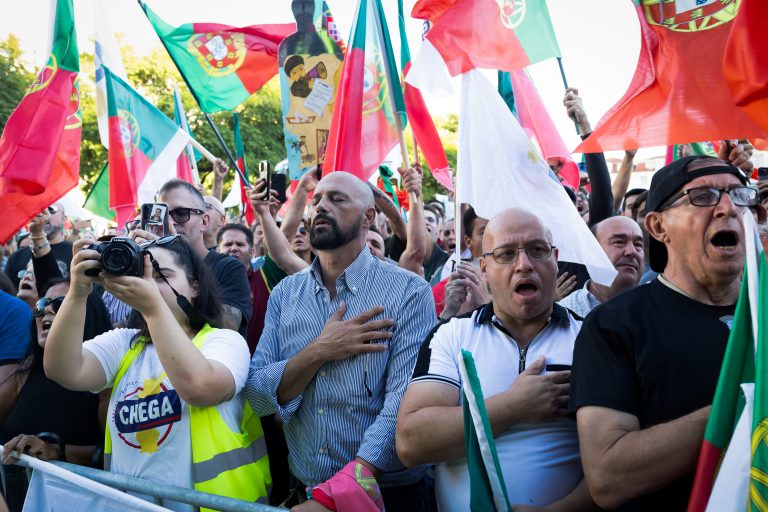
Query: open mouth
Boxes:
[
  {"xmin": 41, "ymin": 319, "xmax": 53, "ymax": 333},
  {"xmin": 514, "ymin": 281, "xmax": 539, "ymax": 297},
  {"xmin": 20, "ymin": 282, "xmax": 32, "ymax": 291},
  {"xmin": 710, "ymin": 230, "xmax": 739, "ymax": 249}
]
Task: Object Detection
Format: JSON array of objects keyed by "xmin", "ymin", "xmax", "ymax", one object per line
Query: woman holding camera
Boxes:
[{"xmin": 43, "ymin": 235, "xmax": 270, "ymax": 510}]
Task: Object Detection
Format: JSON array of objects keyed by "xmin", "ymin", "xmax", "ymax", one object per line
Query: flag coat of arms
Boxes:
[
  {"xmin": 105, "ymin": 67, "xmax": 189, "ymax": 225},
  {"xmin": 322, "ymin": 0, "xmax": 406, "ymax": 181},
  {"xmin": 577, "ymin": 0, "xmax": 768, "ymax": 153},
  {"xmin": 410, "ymin": 0, "xmax": 561, "ymax": 76},
  {"xmin": 0, "ymin": 0, "xmax": 80, "ymax": 244},
  {"xmin": 142, "ymin": 3, "xmax": 295, "ymax": 113}
]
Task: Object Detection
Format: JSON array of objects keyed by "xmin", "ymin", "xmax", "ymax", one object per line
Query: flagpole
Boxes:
[
  {"xmin": 557, "ymin": 57, "xmax": 581, "ymax": 136},
  {"xmin": 369, "ymin": 0, "xmax": 416, "ymax": 204},
  {"xmin": 136, "ymin": 0, "xmax": 250, "ymax": 187}
]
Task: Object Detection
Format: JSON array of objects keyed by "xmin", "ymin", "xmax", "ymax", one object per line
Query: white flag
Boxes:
[
  {"xmin": 457, "ymin": 70, "xmax": 617, "ymax": 286},
  {"xmin": 94, "ymin": 0, "xmax": 127, "ymax": 149}
]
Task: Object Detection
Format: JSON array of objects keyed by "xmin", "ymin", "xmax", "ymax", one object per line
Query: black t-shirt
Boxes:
[
  {"xmin": 569, "ymin": 278, "xmax": 735, "ymax": 511},
  {"xmin": 205, "ymin": 250, "xmax": 252, "ymax": 337},
  {"xmin": 384, "ymin": 234, "xmax": 406, "ymax": 262},
  {"xmin": 7, "ymin": 241, "xmax": 73, "ymax": 289}
]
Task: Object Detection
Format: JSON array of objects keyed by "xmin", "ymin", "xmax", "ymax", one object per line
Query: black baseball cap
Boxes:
[{"xmin": 645, "ymin": 155, "xmax": 749, "ymax": 272}]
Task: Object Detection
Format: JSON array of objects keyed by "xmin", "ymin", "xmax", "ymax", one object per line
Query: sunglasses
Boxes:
[
  {"xmin": 141, "ymin": 234, "xmax": 182, "ymax": 250},
  {"xmin": 168, "ymin": 207, "xmax": 204, "ymax": 224},
  {"xmin": 34, "ymin": 296, "xmax": 65, "ymax": 317},
  {"xmin": 47, "ymin": 206, "xmax": 59, "ymax": 215},
  {"xmin": 17, "ymin": 269, "xmax": 33, "ymax": 280}
]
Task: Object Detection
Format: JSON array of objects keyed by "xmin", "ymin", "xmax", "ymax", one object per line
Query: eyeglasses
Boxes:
[
  {"xmin": 482, "ymin": 243, "xmax": 555, "ymax": 264},
  {"xmin": 205, "ymin": 203, "xmax": 225, "ymax": 216},
  {"xmin": 662, "ymin": 186, "xmax": 758, "ymax": 210},
  {"xmin": 168, "ymin": 207, "xmax": 204, "ymax": 224},
  {"xmin": 34, "ymin": 296, "xmax": 65, "ymax": 317}
]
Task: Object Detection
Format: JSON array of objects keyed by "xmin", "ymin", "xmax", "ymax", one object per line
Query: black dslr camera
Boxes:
[{"xmin": 85, "ymin": 237, "xmax": 144, "ymax": 277}]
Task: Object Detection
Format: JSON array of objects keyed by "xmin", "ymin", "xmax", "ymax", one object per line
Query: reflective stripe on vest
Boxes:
[{"xmin": 192, "ymin": 436, "xmax": 267, "ymax": 485}]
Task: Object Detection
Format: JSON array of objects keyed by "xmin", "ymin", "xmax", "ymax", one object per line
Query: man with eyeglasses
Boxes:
[
  {"xmin": 6, "ymin": 204, "xmax": 71, "ymax": 290},
  {"xmin": 157, "ymin": 180, "xmax": 251, "ymax": 336},
  {"xmin": 570, "ymin": 155, "xmax": 758, "ymax": 510},
  {"xmin": 203, "ymin": 196, "xmax": 227, "ymax": 250},
  {"xmin": 397, "ymin": 208, "xmax": 593, "ymax": 511}
]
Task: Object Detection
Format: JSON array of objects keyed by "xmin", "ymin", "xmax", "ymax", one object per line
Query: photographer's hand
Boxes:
[
  {"xmin": 99, "ymin": 254, "xmax": 165, "ymax": 316},
  {"xmin": 70, "ymin": 239, "xmax": 103, "ymax": 299}
]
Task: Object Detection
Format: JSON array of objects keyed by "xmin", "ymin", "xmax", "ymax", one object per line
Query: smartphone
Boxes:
[
  {"xmin": 272, "ymin": 173, "xmax": 287, "ymax": 203},
  {"xmin": 758, "ymin": 167, "xmax": 768, "ymax": 182},
  {"xmin": 141, "ymin": 203, "xmax": 169, "ymax": 237},
  {"xmin": 545, "ymin": 364, "xmax": 572, "ymax": 372},
  {"xmin": 315, "ymin": 163, "xmax": 323, "ymax": 181}
]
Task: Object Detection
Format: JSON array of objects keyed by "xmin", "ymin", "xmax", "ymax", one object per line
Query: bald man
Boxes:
[
  {"xmin": 559, "ymin": 216, "xmax": 644, "ymax": 317},
  {"xmin": 246, "ymin": 172, "xmax": 436, "ymax": 510},
  {"xmin": 396, "ymin": 208, "xmax": 594, "ymax": 511}
]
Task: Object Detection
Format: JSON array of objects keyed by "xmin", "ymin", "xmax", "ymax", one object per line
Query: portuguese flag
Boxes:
[
  {"xmin": 233, "ymin": 112, "xmax": 255, "ymax": 225},
  {"xmin": 323, "ymin": 0, "xmax": 405, "ymax": 181},
  {"xmin": 411, "ymin": 0, "xmax": 561, "ymax": 76},
  {"xmin": 142, "ymin": 3, "xmax": 295, "ymax": 113},
  {"xmin": 577, "ymin": 0, "xmax": 767, "ymax": 153},
  {"xmin": 688, "ymin": 220, "xmax": 768, "ymax": 511},
  {"xmin": 83, "ymin": 163, "xmax": 115, "ymax": 221},
  {"xmin": 398, "ymin": 0, "xmax": 452, "ymax": 192},
  {"xmin": 0, "ymin": 0, "xmax": 81, "ymax": 244},
  {"xmin": 105, "ymin": 67, "xmax": 190, "ymax": 226}
]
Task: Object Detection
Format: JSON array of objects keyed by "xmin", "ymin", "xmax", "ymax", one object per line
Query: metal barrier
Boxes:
[{"xmin": 7, "ymin": 457, "xmax": 283, "ymax": 512}]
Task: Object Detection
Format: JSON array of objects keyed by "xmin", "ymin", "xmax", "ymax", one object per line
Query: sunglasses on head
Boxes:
[
  {"xmin": 47, "ymin": 206, "xmax": 59, "ymax": 215},
  {"xmin": 34, "ymin": 296, "xmax": 65, "ymax": 317},
  {"xmin": 168, "ymin": 207, "xmax": 205, "ymax": 224}
]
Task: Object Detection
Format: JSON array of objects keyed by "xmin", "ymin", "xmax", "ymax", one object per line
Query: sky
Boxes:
[{"xmin": 1, "ymin": 0, "xmax": 658, "ymax": 162}]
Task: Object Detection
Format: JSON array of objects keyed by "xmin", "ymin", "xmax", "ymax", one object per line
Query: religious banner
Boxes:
[{"xmin": 278, "ymin": 0, "xmax": 344, "ymax": 179}]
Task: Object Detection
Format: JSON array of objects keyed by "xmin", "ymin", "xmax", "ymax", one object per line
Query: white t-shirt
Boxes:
[
  {"xmin": 84, "ymin": 328, "xmax": 250, "ymax": 511},
  {"xmin": 409, "ymin": 304, "xmax": 583, "ymax": 511}
]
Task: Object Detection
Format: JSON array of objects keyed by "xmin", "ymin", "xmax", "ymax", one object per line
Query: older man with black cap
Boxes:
[{"xmin": 569, "ymin": 154, "xmax": 759, "ymax": 510}]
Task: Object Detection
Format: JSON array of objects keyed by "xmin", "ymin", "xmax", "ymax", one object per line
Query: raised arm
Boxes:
[
  {"xmin": 369, "ymin": 182, "xmax": 407, "ymax": 242},
  {"xmin": 248, "ymin": 179, "xmax": 308, "ymax": 275},
  {"xmin": 280, "ymin": 170, "xmax": 318, "ymax": 241},
  {"xmin": 398, "ymin": 165, "xmax": 427, "ymax": 274},
  {"xmin": 612, "ymin": 150, "xmax": 637, "ymax": 212},
  {"xmin": 43, "ymin": 239, "xmax": 108, "ymax": 392},
  {"xmin": 211, "ymin": 158, "xmax": 227, "ymax": 201},
  {"xmin": 564, "ymin": 87, "xmax": 614, "ymax": 224}
]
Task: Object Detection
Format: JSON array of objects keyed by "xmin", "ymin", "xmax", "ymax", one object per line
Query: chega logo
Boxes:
[{"xmin": 114, "ymin": 383, "xmax": 182, "ymax": 452}]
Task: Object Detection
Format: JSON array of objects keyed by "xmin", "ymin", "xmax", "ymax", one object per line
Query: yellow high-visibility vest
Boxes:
[{"xmin": 104, "ymin": 324, "xmax": 271, "ymax": 509}]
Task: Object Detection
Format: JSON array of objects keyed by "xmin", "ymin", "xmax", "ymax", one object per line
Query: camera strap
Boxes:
[{"xmin": 146, "ymin": 251, "xmax": 207, "ymax": 327}]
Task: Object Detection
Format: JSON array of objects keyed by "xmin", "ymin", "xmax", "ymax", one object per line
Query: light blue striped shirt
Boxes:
[{"xmin": 245, "ymin": 247, "xmax": 436, "ymax": 487}]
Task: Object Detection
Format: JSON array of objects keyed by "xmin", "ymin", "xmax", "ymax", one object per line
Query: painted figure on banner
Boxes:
[{"xmin": 279, "ymin": 0, "xmax": 343, "ymax": 179}]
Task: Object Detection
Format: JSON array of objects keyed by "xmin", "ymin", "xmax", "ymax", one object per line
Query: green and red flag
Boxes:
[
  {"xmin": 724, "ymin": 0, "xmax": 768, "ymax": 134},
  {"xmin": 688, "ymin": 214, "xmax": 768, "ymax": 511},
  {"xmin": 577, "ymin": 1, "xmax": 768, "ymax": 153},
  {"xmin": 142, "ymin": 3, "xmax": 295, "ymax": 113},
  {"xmin": 172, "ymin": 85, "xmax": 200, "ymax": 184},
  {"xmin": 398, "ymin": 0, "xmax": 452, "ymax": 192},
  {"xmin": 410, "ymin": 0, "xmax": 561, "ymax": 76},
  {"xmin": 82, "ymin": 163, "xmax": 115, "ymax": 221},
  {"xmin": 323, "ymin": 0, "xmax": 406, "ymax": 180},
  {"xmin": 231, "ymin": 112, "xmax": 255, "ymax": 225},
  {"xmin": 105, "ymin": 67, "xmax": 190, "ymax": 226},
  {"xmin": 0, "ymin": 0, "xmax": 80, "ymax": 244}
]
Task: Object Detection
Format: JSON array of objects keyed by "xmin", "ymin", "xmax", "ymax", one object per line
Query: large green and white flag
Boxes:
[{"xmin": 458, "ymin": 349, "xmax": 512, "ymax": 511}]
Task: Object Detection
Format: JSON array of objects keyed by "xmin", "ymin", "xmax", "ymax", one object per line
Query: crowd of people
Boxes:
[{"xmin": 1, "ymin": 90, "xmax": 767, "ymax": 512}]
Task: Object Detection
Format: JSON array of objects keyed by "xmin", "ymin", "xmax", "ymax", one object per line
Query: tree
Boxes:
[{"xmin": 0, "ymin": 34, "xmax": 34, "ymax": 133}]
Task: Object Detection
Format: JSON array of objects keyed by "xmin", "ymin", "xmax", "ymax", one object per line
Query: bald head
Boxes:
[
  {"xmin": 591, "ymin": 216, "xmax": 641, "ymax": 242},
  {"xmin": 318, "ymin": 172, "xmax": 375, "ymax": 210},
  {"xmin": 483, "ymin": 208, "xmax": 552, "ymax": 253}
]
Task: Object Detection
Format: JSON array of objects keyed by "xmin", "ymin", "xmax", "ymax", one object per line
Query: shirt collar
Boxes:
[
  {"xmin": 475, "ymin": 301, "xmax": 570, "ymax": 325},
  {"xmin": 309, "ymin": 246, "xmax": 375, "ymax": 295}
]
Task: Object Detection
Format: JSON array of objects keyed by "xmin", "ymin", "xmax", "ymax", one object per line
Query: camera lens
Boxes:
[{"xmin": 101, "ymin": 244, "xmax": 133, "ymax": 274}]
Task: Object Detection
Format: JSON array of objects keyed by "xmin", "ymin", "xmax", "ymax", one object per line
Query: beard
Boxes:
[{"xmin": 310, "ymin": 214, "xmax": 360, "ymax": 250}]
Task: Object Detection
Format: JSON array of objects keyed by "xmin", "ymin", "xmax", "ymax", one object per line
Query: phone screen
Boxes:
[{"xmin": 141, "ymin": 203, "xmax": 169, "ymax": 237}]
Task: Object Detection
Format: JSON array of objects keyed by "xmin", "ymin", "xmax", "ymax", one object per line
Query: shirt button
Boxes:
[
  {"xmin": 319, "ymin": 448, "xmax": 325, "ymax": 454},
  {"xmin": 320, "ymin": 371, "xmax": 327, "ymax": 377},
  {"xmin": 352, "ymin": 286, "xmax": 357, "ymax": 292},
  {"xmin": 318, "ymin": 408, "xmax": 324, "ymax": 415}
]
